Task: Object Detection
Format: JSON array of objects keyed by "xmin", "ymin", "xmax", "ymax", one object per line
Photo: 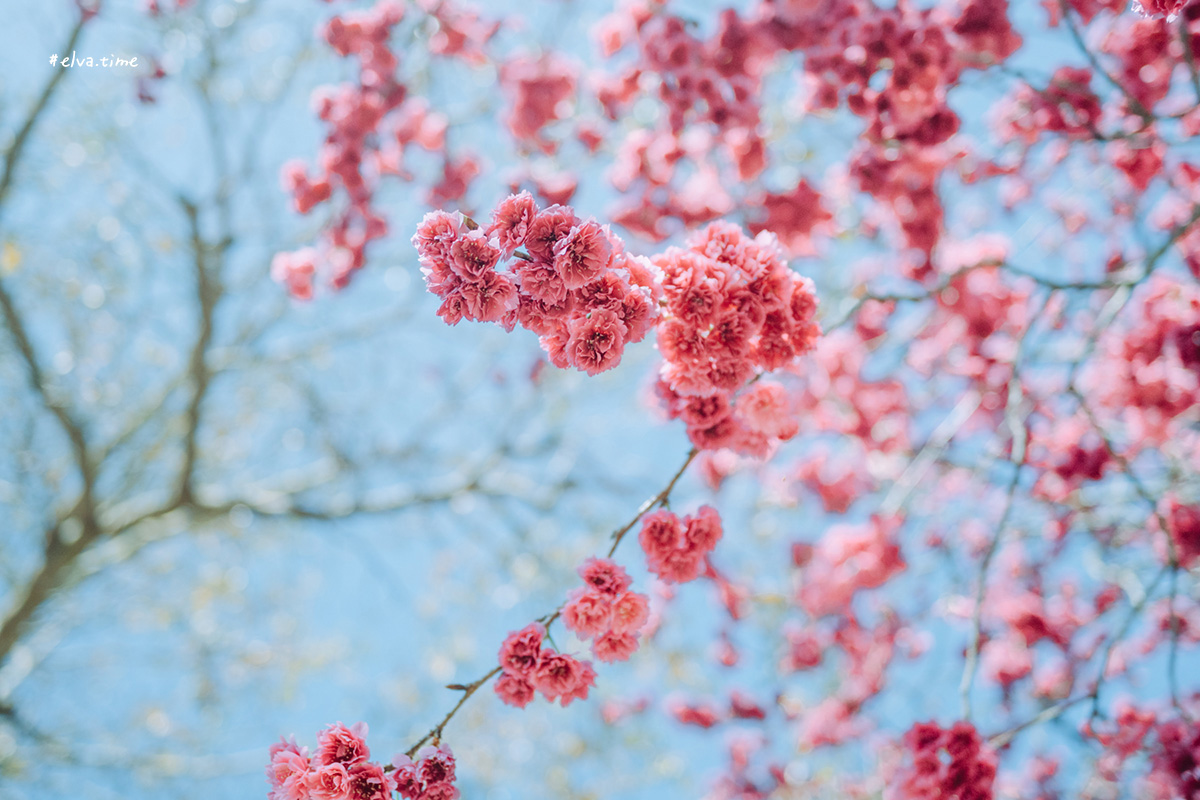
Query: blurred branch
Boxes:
[
  {"xmin": 397, "ymin": 446, "xmax": 697, "ymax": 761},
  {"xmin": 0, "ymin": 13, "xmax": 88, "ymax": 213},
  {"xmin": 955, "ymin": 291, "xmax": 1052, "ymax": 720},
  {"xmin": 0, "ymin": 14, "xmax": 99, "ymax": 672},
  {"xmin": 176, "ymin": 196, "xmax": 222, "ymax": 506}
]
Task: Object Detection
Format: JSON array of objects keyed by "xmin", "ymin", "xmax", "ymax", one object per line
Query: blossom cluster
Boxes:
[
  {"xmin": 1149, "ymin": 718, "xmax": 1200, "ymax": 800},
  {"xmin": 412, "ymin": 193, "xmax": 660, "ymax": 375},
  {"xmin": 493, "ymin": 622, "xmax": 596, "ymax": 709},
  {"xmin": 274, "ymin": 0, "xmax": 471, "ymax": 298},
  {"xmin": 1166, "ymin": 499, "xmax": 1200, "ymax": 568},
  {"xmin": 266, "ymin": 723, "xmax": 404, "ymax": 800},
  {"xmin": 499, "ymin": 53, "xmax": 578, "ymax": 153},
  {"xmin": 638, "ymin": 506, "xmax": 722, "ymax": 584},
  {"xmin": 589, "ymin": 0, "xmax": 1024, "ymax": 266},
  {"xmin": 894, "ymin": 721, "xmax": 997, "ymax": 800},
  {"xmin": 392, "ymin": 744, "xmax": 460, "ymax": 800},
  {"xmin": 792, "ymin": 515, "xmax": 906, "ymax": 618},
  {"xmin": 561, "ymin": 557, "xmax": 650, "ymax": 663},
  {"xmin": 650, "ymin": 222, "xmax": 817, "ymax": 457}
]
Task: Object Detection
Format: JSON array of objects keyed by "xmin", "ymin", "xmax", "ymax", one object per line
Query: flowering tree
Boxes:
[
  {"xmin": 265, "ymin": 0, "xmax": 1200, "ymax": 797},
  {"xmin": 2, "ymin": 0, "xmax": 1200, "ymax": 797}
]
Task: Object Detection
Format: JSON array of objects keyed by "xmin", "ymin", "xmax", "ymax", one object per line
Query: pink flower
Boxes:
[
  {"xmin": 561, "ymin": 659, "xmax": 597, "ymax": 707},
  {"xmin": 533, "ymin": 649, "xmax": 593, "ymax": 706},
  {"xmin": 577, "ymin": 557, "xmax": 633, "ymax": 597},
  {"xmin": 653, "ymin": 548, "xmax": 705, "ymax": 584},
  {"xmin": 669, "ymin": 698, "xmax": 722, "ymax": 728},
  {"xmin": 524, "ymin": 205, "xmax": 577, "ymax": 262},
  {"xmin": 593, "ymin": 630, "xmax": 640, "ymax": 663},
  {"xmin": 267, "ymin": 745, "xmax": 311, "ymax": 800},
  {"xmin": 448, "ymin": 230, "xmax": 500, "ymax": 282},
  {"xmin": 517, "ymin": 295, "xmax": 570, "ymax": 336},
  {"xmin": 729, "ymin": 691, "xmax": 766, "ymax": 720},
  {"xmin": 1167, "ymin": 500, "xmax": 1200, "ymax": 568},
  {"xmin": 639, "ymin": 510, "xmax": 683, "ymax": 563},
  {"xmin": 412, "ymin": 210, "xmax": 462, "ymax": 264},
  {"xmin": 271, "ymin": 249, "xmax": 319, "ymax": 301},
  {"xmin": 346, "ymin": 762, "xmax": 390, "ymax": 800},
  {"xmin": 705, "ymin": 355, "xmax": 755, "ymax": 394},
  {"xmin": 316, "ymin": 722, "xmax": 369, "ymax": 767},
  {"xmin": 500, "ymin": 54, "xmax": 578, "ymax": 149},
  {"xmin": 306, "ymin": 761, "xmax": 351, "ymax": 800},
  {"xmin": 611, "ymin": 591, "xmax": 650, "ymax": 635},
  {"xmin": 753, "ymin": 311, "xmax": 797, "ymax": 371},
  {"xmin": 391, "ymin": 755, "xmax": 420, "ymax": 799},
  {"xmin": 562, "ymin": 591, "xmax": 613, "ymax": 639},
  {"xmin": 709, "ymin": 309, "xmax": 753, "ymax": 356},
  {"xmin": 513, "ymin": 258, "xmax": 569, "ymax": 305},
  {"xmin": 435, "ymin": 289, "xmax": 468, "ymax": 326},
  {"xmin": 494, "ymin": 672, "xmax": 536, "ymax": 708},
  {"xmin": 269, "ymin": 735, "xmax": 308, "ymax": 760},
  {"xmin": 566, "ymin": 308, "xmax": 627, "ymax": 375},
  {"xmin": 416, "ymin": 743, "xmax": 456, "ymax": 786},
  {"xmin": 460, "ymin": 272, "xmax": 518, "ymax": 323},
  {"xmin": 571, "ymin": 270, "xmax": 628, "ymax": 313},
  {"xmin": 658, "ymin": 318, "xmax": 713, "ymax": 368},
  {"xmin": 499, "ymin": 623, "xmax": 545, "ymax": 677},
  {"xmin": 421, "ymin": 783, "xmax": 461, "ymax": 800},
  {"xmin": 686, "ymin": 416, "xmax": 741, "ymax": 452},
  {"xmin": 620, "ymin": 288, "xmax": 658, "ymax": 343},
  {"xmin": 680, "ymin": 393, "xmax": 734, "ymax": 429},
  {"xmin": 486, "ymin": 191, "xmax": 538, "ymax": 256},
  {"xmin": 667, "ymin": 271, "xmax": 724, "ymax": 327},
  {"xmin": 736, "ymin": 382, "xmax": 797, "ymax": 440},
  {"xmin": 539, "ymin": 327, "xmax": 571, "ymax": 369},
  {"xmin": 684, "ymin": 505, "xmax": 723, "ymax": 552},
  {"xmin": 788, "ymin": 277, "xmax": 820, "ymax": 352},
  {"xmin": 553, "ymin": 221, "xmax": 613, "ymax": 290}
]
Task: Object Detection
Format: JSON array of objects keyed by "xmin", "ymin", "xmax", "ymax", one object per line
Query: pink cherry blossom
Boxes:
[
  {"xmin": 610, "ymin": 591, "xmax": 650, "ymax": 635},
  {"xmin": 577, "ymin": 557, "xmax": 633, "ymax": 597},
  {"xmin": 499, "ymin": 622, "xmax": 545, "ymax": 678},
  {"xmin": 316, "ymin": 722, "xmax": 369, "ymax": 767},
  {"xmin": 486, "ymin": 190, "xmax": 538, "ymax": 256},
  {"xmin": 592, "ymin": 630, "xmax": 639, "ymax": 663},
  {"xmin": 553, "ymin": 221, "xmax": 613, "ymax": 290},
  {"xmin": 493, "ymin": 671, "xmax": 536, "ymax": 708},
  {"xmin": 562, "ymin": 590, "xmax": 613, "ymax": 639},
  {"xmin": 306, "ymin": 762, "xmax": 352, "ymax": 800}
]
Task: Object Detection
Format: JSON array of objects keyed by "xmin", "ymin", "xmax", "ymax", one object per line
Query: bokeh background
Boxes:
[{"xmin": 1, "ymin": 1, "xmax": 1197, "ymax": 799}]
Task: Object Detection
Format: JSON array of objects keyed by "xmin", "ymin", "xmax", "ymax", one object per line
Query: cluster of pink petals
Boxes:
[
  {"xmin": 1086, "ymin": 276, "xmax": 1200, "ymax": 448},
  {"xmin": 274, "ymin": 1, "xmax": 466, "ymax": 297},
  {"xmin": 652, "ymin": 221, "xmax": 818, "ymax": 457},
  {"xmin": 499, "ymin": 54, "xmax": 578, "ymax": 154},
  {"xmin": 415, "ymin": 0, "xmax": 498, "ymax": 65},
  {"xmin": 998, "ymin": 67, "xmax": 1103, "ymax": 144},
  {"xmin": 493, "ymin": 622, "xmax": 596, "ymax": 709},
  {"xmin": 413, "ymin": 192, "xmax": 660, "ymax": 375},
  {"xmin": 667, "ymin": 691, "xmax": 766, "ymax": 730},
  {"xmin": 592, "ymin": 4, "xmax": 775, "ymax": 240},
  {"xmin": 593, "ymin": 0, "xmax": 1022, "ymax": 264},
  {"xmin": 638, "ymin": 506, "xmax": 723, "ymax": 584},
  {"xmin": 1165, "ymin": 499, "xmax": 1200, "ymax": 568},
  {"xmin": 270, "ymin": 248, "xmax": 320, "ymax": 302},
  {"xmin": 266, "ymin": 723, "xmax": 395, "ymax": 800},
  {"xmin": 894, "ymin": 721, "xmax": 997, "ymax": 800},
  {"xmin": 1148, "ymin": 718, "xmax": 1200, "ymax": 799},
  {"xmin": 562, "ymin": 558, "xmax": 650, "ymax": 663},
  {"xmin": 793, "ymin": 515, "xmax": 905, "ymax": 618},
  {"xmin": 392, "ymin": 744, "xmax": 460, "ymax": 800}
]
